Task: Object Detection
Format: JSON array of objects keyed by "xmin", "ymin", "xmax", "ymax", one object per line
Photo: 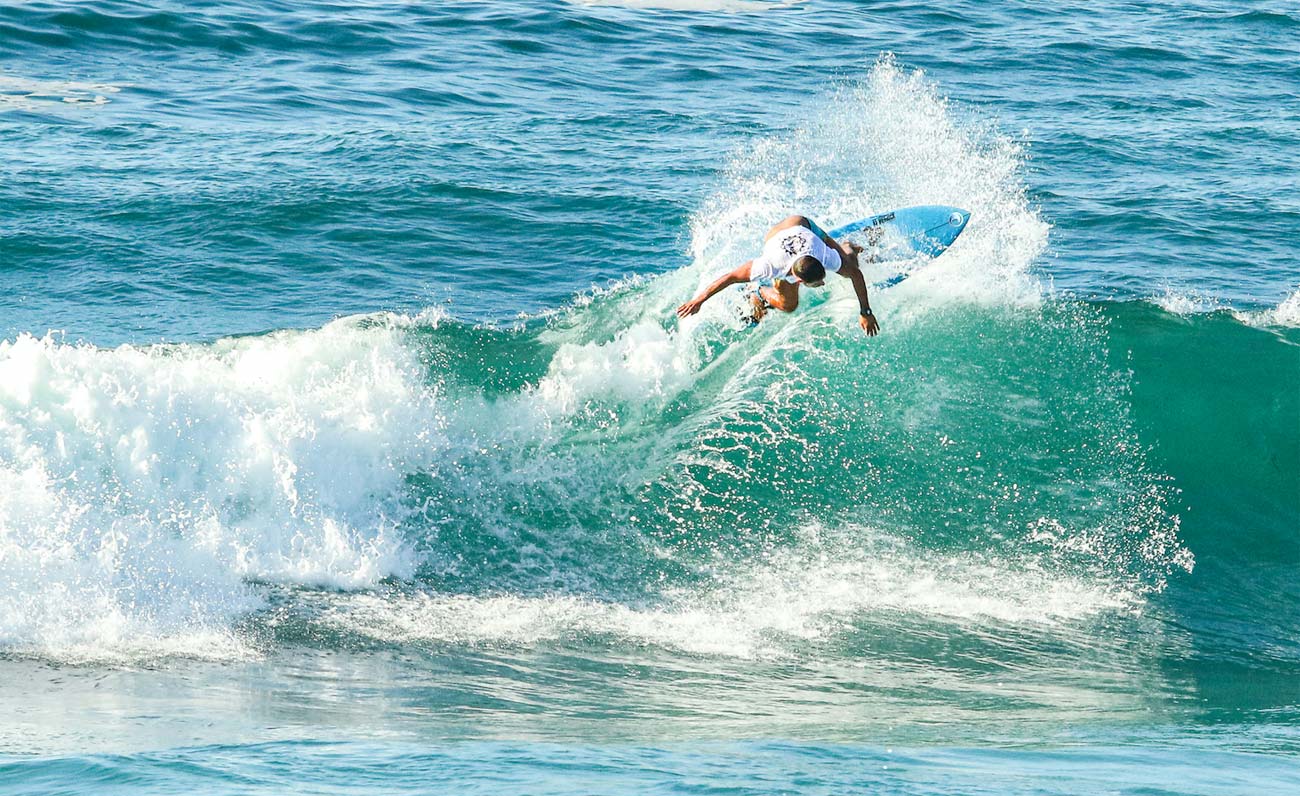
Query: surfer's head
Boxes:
[{"xmin": 792, "ymin": 256, "xmax": 826, "ymax": 287}]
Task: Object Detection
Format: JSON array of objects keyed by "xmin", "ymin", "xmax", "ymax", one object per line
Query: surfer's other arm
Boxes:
[
  {"xmin": 836, "ymin": 253, "xmax": 879, "ymax": 336},
  {"xmin": 676, "ymin": 261, "xmax": 752, "ymax": 318}
]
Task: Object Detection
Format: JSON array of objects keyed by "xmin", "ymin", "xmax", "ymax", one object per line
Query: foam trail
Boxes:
[
  {"xmin": 535, "ymin": 321, "xmax": 700, "ymax": 414},
  {"xmin": 325, "ymin": 525, "xmax": 1137, "ymax": 660}
]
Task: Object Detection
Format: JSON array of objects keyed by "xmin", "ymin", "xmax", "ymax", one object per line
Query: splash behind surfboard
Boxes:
[{"xmin": 830, "ymin": 205, "xmax": 970, "ymax": 288}]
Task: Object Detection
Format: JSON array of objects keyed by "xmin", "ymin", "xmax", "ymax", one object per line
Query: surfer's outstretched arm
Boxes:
[
  {"xmin": 676, "ymin": 261, "xmax": 752, "ymax": 318},
  {"xmin": 836, "ymin": 257, "xmax": 879, "ymax": 336}
]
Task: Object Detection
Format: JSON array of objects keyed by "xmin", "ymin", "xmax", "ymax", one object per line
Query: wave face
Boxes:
[{"xmin": 1, "ymin": 61, "xmax": 1220, "ymax": 674}]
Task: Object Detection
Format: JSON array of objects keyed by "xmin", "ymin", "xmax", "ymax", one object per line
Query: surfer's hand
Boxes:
[
  {"xmin": 676, "ymin": 297, "xmax": 705, "ymax": 318},
  {"xmin": 859, "ymin": 313, "xmax": 879, "ymax": 336}
]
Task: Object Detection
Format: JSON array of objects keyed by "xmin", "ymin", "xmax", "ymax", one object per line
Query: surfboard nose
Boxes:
[{"xmin": 913, "ymin": 205, "xmax": 970, "ymax": 254}]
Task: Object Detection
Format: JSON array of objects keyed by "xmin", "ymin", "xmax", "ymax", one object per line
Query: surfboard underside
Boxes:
[{"xmin": 829, "ymin": 205, "xmax": 971, "ymax": 260}]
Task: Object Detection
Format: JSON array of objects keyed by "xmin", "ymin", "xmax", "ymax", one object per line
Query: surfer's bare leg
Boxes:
[{"xmin": 759, "ymin": 281, "xmax": 800, "ymax": 313}]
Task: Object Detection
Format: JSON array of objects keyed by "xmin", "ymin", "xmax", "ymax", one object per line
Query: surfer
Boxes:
[{"xmin": 675, "ymin": 215, "xmax": 880, "ymax": 335}]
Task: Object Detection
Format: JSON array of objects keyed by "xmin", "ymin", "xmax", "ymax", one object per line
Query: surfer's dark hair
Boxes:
[{"xmin": 793, "ymin": 256, "xmax": 825, "ymax": 283}]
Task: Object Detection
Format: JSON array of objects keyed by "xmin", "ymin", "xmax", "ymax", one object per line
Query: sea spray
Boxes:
[{"xmin": 684, "ymin": 54, "xmax": 1049, "ymax": 325}]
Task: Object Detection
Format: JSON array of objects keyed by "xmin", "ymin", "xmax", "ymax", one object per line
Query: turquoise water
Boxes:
[{"xmin": 2, "ymin": 1, "xmax": 1298, "ymax": 793}]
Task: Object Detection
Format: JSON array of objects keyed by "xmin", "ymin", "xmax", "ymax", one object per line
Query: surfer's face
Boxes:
[{"xmin": 801, "ymin": 278, "xmax": 825, "ymax": 288}]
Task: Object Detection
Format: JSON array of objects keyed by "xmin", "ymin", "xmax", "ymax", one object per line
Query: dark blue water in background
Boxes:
[{"xmin": 4, "ymin": 0, "xmax": 1296, "ymax": 343}]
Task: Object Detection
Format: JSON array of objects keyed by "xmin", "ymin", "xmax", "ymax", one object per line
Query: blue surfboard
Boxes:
[{"xmin": 827, "ymin": 205, "xmax": 970, "ymax": 288}]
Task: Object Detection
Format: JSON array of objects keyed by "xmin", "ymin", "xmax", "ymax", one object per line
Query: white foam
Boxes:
[
  {"xmin": 1152, "ymin": 285, "xmax": 1225, "ymax": 315},
  {"xmin": 325, "ymin": 525, "xmax": 1134, "ymax": 660},
  {"xmin": 0, "ymin": 313, "xmax": 443, "ymax": 661},
  {"xmin": 1234, "ymin": 288, "xmax": 1300, "ymax": 328},
  {"xmin": 0, "ymin": 76, "xmax": 120, "ymax": 109},
  {"xmin": 535, "ymin": 321, "xmax": 700, "ymax": 414}
]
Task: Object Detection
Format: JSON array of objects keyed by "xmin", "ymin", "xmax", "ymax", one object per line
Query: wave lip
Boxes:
[
  {"xmin": 1151, "ymin": 285, "xmax": 1225, "ymax": 316},
  {"xmin": 1235, "ymin": 288, "xmax": 1300, "ymax": 328}
]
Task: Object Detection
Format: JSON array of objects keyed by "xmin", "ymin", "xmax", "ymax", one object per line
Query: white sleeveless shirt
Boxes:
[{"xmin": 747, "ymin": 226, "xmax": 842, "ymax": 285}]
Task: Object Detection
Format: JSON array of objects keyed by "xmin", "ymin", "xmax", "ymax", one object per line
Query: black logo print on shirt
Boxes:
[{"xmin": 781, "ymin": 233, "xmax": 811, "ymax": 257}]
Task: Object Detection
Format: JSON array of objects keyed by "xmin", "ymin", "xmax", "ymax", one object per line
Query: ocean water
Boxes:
[{"xmin": 1, "ymin": 0, "xmax": 1298, "ymax": 793}]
